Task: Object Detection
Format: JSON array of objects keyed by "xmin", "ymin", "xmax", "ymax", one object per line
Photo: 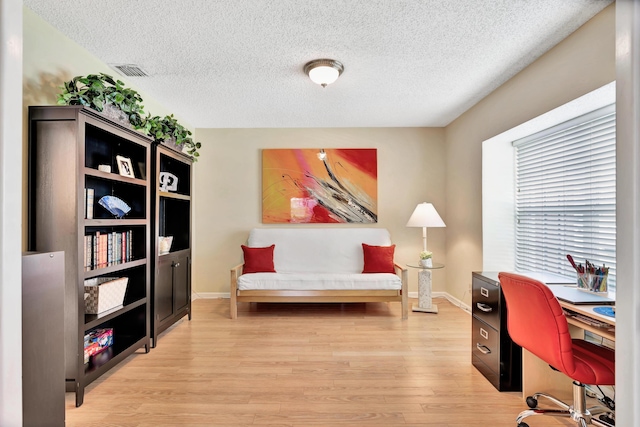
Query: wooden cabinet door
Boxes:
[
  {"xmin": 156, "ymin": 257, "xmax": 174, "ymax": 322},
  {"xmin": 173, "ymin": 253, "xmax": 190, "ymax": 313}
]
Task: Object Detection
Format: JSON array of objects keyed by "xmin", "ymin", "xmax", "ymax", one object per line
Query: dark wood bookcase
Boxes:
[
  {"xmin": 28, "ymin": 105, "xmax": 152, "ymax": 406},
  {"xmin": 151, "ymin": 142, "xmax": 192, "ymax": 346}
]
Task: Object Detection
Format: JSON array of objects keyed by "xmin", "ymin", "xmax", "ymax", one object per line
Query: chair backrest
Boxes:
[{"xmin": 498, "ymin": 272, "xmax": 576, "ymax": 376}]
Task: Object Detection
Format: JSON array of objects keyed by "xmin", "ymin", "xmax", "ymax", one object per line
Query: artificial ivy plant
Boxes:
[
  {"xmin": 58, "ymin": 73, "xmax": 201, "ymax": 160},
  {"xmin": 144, "ymin": 114, "xmax": 201, "ymax": 159},
  {"xmin": 57, "ymin": 73, "xmax": 146, "ymax": 128}
]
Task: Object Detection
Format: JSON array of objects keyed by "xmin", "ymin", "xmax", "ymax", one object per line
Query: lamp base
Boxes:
[
  {"xmin": 414, "ymin": 269, "xmax": 438, "ymax": 314},
  {"xmin": 412, "ymin": 304, "xmax": 438, "ymax": 313}
]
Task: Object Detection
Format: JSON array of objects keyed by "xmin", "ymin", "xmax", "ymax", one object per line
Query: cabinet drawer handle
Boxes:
[
  {"xmin": 481, "ymin": 287, "xmax": 489, "ymax": 297},
  {"xmin": 172, "ymin": 262, "xmax": 180, "ymax": 268},
  {"xmin": 476, "ymin": 302, "xmax": 493, "ymax": 313},
  {"xmin": 476, "ymin": 343, "xmax": 491, "ymax": 354},
  {"xmin": 480, "ymin": 328, "xmax": 489, "ymax": 340}
]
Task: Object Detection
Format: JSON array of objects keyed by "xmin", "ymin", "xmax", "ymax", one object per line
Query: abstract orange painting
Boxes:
[{"xmin": 262, "ymin": 148, "xmax": 378, "ymax": 223}]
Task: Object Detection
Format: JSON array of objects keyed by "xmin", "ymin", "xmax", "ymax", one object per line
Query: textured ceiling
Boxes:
[{"xmin": 25, "ymin": 0, "xmax": 611, "ymax": 128}]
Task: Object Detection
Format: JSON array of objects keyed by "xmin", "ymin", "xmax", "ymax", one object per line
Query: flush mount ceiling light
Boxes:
[{"xmin": 304, "ymin": 59, "xmax": 344, "ymax": 88}]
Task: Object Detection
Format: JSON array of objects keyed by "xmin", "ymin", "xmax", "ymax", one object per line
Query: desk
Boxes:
[
  {"xmin": 521, "ymin": 288, "xmax": 615, "ymax": 400},
  {"xmin": 560, "ymin": 300, "xmax": 616, "ymax": 342}
]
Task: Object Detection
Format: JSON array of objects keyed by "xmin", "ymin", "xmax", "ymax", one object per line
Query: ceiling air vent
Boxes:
[{"xmin": 109, "ymin": 64, "xmax": 148, "ymax": 77}]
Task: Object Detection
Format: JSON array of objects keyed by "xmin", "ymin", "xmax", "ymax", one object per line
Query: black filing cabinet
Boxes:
[{"xmin": 471, "ymin": 271, "xmax": 522, "ymax": 391}]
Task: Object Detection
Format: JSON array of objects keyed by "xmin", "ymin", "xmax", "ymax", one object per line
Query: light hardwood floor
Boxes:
[{"xmin": 65, "ymin": 298, "xmax": 580, "ymax": 426}]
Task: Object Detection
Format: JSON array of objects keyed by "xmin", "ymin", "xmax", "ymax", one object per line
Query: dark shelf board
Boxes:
[
  {"xmin": 84, "ymin": 218, "xmax": 147, "ymax": 227},
  {"xmin": 84, "ymin": 298, "xmax": 147, "ymax": 330},
  {"xmin": 158, "ymin": 191, "xmax": 190, "ymax": 201},
  {"xmin": 158, "ymin": 248, "xmax": 190, "ymax": 258},
  {"xmin": 83, "ymin": 336, "xmax": 149, "ymax": 383},
  {"xmin": 83, "ymin": 258, "xmax": 147, "ymax": 279},
  {"xmin": 85, "ymin": 167, "xmax": 147, "ymax": 186}
]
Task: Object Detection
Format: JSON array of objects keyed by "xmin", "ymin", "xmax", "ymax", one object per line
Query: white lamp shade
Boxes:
[
  {"xmin": 406, "ymin": 202, "xmax": 446, "ymax": 228},
  {"xmin": 308, "ymin": 66, "xmax": 340, "ymax": 86}
]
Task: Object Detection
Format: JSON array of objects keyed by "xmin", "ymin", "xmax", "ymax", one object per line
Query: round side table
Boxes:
[{"xmin": 407, "ymin": 262, "xmax": 445, "ymax": 313}]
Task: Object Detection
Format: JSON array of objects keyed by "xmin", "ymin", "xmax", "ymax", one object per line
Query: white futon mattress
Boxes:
[{"xmin": 237, "ymin": 272, "xmax": 402, "ymax": 291}]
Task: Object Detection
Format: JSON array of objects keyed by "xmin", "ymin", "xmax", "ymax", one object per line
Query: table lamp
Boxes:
[
  {"xmin": 406, "ymin": 202, "xmax": 445, "ymax": 313},
  {"xmin": 406, "ymin": 202, "xmax": 446, "ymax": 254}
]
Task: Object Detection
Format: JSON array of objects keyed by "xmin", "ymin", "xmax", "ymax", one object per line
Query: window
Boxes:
[{"xmin": 514, "ymin": 104, "xmax": 616, "ymax": 290}]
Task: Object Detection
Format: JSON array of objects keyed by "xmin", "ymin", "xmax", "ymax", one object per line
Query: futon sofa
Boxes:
[{"xmin": 229, "ymin": 228, "xmax": 408, "ymax": 319}]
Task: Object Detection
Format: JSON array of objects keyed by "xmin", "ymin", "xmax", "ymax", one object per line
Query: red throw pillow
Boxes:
[
  {"xmin": 241, "ymin": 244, "xmax": 276, "ymax": 273},
  {"xmin": 362, "ymin": 243, "xmax": 396, "ymax": 273}
]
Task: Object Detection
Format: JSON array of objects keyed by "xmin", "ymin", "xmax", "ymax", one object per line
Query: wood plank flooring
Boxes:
[{"xmin": 65, "ymin": 298, "xmax": 581, "ymax": 426}]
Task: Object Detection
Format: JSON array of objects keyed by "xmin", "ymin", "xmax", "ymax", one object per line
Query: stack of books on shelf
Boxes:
[{"xmin": 84, "ymin": 231, "xmax": 133, "ymax": 271}]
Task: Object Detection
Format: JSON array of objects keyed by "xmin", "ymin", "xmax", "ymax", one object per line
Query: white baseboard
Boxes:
[
  {"xmin": 440, "ymin": 292, "xmax": 472, "ymax": 314},
  {"xmin": 196, "ymin": 291, "xmax": 471, "ymax": 313},
  {"xmin": 192, "ymin": 292, "xmax": 228, "ymax": 300},
  {"xmin": 409, "ymin": 291, "xmax": 471, "ymax": 314}
]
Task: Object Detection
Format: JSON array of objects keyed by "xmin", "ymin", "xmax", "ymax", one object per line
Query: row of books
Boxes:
[{"xmin": 84, "ymin": 231, "xmax": 133, "ymax": 271}]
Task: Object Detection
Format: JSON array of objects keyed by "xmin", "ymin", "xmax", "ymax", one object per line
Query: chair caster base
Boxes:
[{"xmin": 599, "ymin": 414, "xmax": 615, "ymax": 426}]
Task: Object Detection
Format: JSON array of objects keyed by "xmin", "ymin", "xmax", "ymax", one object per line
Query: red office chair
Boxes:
[{"xmin": 498, "ymin": 272, "xmax": 615, "ymax": 427}]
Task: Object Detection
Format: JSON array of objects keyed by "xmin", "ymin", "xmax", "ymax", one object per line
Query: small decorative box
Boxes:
[
  {"xmin": 83, "ymin": 328, "xmax": 113, "ymax": 364},
  {"xmin": 84, "ymin": 277, "xmax": 128, "ymax": 314}
]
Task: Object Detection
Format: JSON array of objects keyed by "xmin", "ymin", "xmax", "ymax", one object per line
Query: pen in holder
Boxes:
[
  {"xmin": 577, "ymin": 270, "xmax": 608, "ymax": 293},
  {"xmin": 568, "ymin": 254, "xmax": 609, "ymax": 293}
]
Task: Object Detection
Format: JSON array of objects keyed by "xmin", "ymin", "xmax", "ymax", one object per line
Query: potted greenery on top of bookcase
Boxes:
[
  {"xmin": 57, "ymin": 73, "xmax": 146, "ymax": 127},
  {"xmin": 57, "ymin": 73, "xmax": 201, "ymax": 161},
  {"xmin": 144, "ymin": 114, "xmax": 201, "ymax": 160}
]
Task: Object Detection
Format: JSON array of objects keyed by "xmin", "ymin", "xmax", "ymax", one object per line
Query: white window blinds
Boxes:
[{"xmin": 514, "ymin": 104, "xmax": 616, "ymax": 290}]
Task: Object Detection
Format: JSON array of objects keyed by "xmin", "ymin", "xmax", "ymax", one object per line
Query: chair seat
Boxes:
[{"xmin": 568, "ymin": 339, "xmax": 615, "ymax": 385}]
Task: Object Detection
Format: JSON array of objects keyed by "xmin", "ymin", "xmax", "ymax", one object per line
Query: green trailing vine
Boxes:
[
  {"xmin": 57, "ymin": 73, "xmax": 145, "ymax": 128},
  {"xmin": 58, "ymin": 73, "xmax": 201, "ymax": 160},
  {"xmin": 144, "ymin": 114, "xmax": 201, "ymax": 159}
]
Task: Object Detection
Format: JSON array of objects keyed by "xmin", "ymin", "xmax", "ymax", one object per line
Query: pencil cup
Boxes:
[{"xmin": 577, "ymin": 271, "xmax": 608, "ymax": 293}]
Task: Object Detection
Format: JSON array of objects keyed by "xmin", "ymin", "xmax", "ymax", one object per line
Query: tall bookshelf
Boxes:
[
  {"xmin": 28, "ymin": 105, "xmax": 151, "ymax": 406},
  {"xmin": 151, "ymin": 142, "xmax": 192, "ymax": 346}
]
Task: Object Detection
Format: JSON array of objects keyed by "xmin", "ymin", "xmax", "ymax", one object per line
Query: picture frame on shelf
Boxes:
[{"xmin": 116, "ymin": 155, "xmax": 135, "ymax": 178}]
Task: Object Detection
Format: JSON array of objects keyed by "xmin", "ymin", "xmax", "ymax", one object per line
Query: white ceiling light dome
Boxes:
[{"xmin": 304, "ymin": 59, "xmax": 344, "ymax": 88}]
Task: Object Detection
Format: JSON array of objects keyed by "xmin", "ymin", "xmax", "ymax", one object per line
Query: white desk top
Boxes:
[{"xmin": 518, "ymin": 270, "xmax": 575, "ymax": 284}]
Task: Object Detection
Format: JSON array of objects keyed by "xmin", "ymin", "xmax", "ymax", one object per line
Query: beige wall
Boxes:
[
  {"xmin": 192, "ymin": 127, "xmax": 446, "ymax": 295},
  {"xmin": 444, "ymin": 4, "xmax": 616, "ymax": 304},
  {"xmin": 21, "ymin": 6, "xmax": 447, "ymax": 298},
  {"xmin": 21, "ymin": 7, "xmax": 190, "ymax": 247},
  {"xmin": 21, "ymin": 3, "xmax": 615, "ymax": 305},
  {"xmin": 22, "ymin": 7, "xmax": 184, "ymax": 122}
]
